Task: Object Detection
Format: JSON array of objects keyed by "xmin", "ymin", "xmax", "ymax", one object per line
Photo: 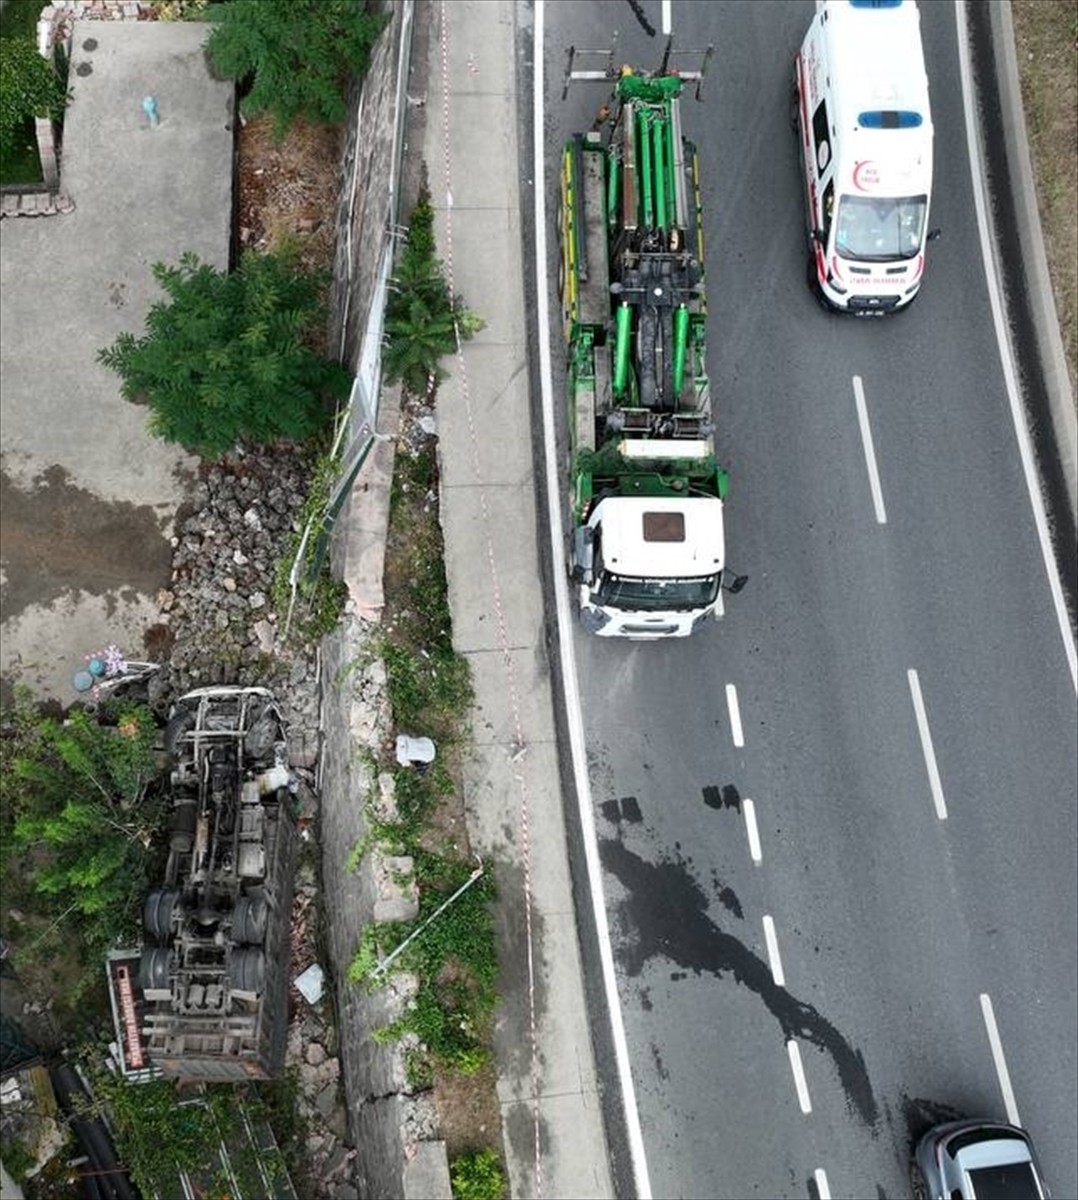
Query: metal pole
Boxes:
[{"xmin": 370, "ymin": 862, "xmax": 486, "ymax": 980}]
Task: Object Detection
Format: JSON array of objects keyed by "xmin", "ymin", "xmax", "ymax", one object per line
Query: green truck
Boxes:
[{"xmin": 559, "ymin": 60, "xmax": 741, "ymax": 638}]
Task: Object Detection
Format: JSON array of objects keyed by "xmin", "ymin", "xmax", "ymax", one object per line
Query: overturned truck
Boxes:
[{"xmin": 134, "ymin": 688, "xmax": 298, "ymax": 1082}]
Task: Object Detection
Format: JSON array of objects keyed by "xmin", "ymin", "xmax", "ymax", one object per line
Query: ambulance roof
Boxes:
[
  {"xmin": 821, "ymin": 0, "xmax": 932, "ymax": 146},
  {"xmin": 598, "ymin": 495, "xmax": 725, "ymax": 579}
]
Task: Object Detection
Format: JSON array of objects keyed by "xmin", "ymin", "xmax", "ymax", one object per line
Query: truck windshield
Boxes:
[
  {"xmin": 596, "ymin": 572, "xmax": 720, "ymax": 612},
  {"xmin": 834, "ymin": 194, "xmax": 927, "ymax": 261}
]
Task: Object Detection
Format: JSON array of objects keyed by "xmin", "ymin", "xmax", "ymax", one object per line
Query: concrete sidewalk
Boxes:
[
  {"xmin": 421, "ymin": 2, "xmax": 615, "ymax": 1197},
  {"xmin": 0, "ymin": 21, "xmax": 232, "ymax": 703}
]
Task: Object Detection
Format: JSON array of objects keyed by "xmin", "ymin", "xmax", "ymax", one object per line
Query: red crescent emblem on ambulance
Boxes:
[{"xmin": 853, "ymin": 160, "xmax": 880, "ymax": 191}]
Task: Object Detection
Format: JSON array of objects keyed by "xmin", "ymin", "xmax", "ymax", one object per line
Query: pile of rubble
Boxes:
[
  {"xmin": 285, "ymin": 858, "xmax": 358, "ymax": 1200},
  {"xmin": 151, "ymin": 444, "xmax": 323, "ymax": 768}
]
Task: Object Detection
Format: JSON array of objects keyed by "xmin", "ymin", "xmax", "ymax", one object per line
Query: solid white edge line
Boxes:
[
  {"xmin": 852, "ymin": 374, "xmax": 888, "ymax": 525},
  {"xmin": 787, "ymin": 1040, "xmax": 813, "ymax": 1113},
  {"xmin": 726, "ymin": 683, "xmax": 745, "ymax": 748},
  {"xmin": 980, "ymin": 993, "xmax": 1022, "ymax": 1126},
  {"xmin": 762, "ymin": 915, "xmax": 786, "ymax": 988},
  {"xmin": 661, "ymin": 0, "xmax": 672, "ymax": 37},
  {"xmin": 742, "ymin": 798, "xmax": 762, "ymax": 863},
  {"xmin": 533, "ymin": 5, "xmax": 654, "ymax": 1197},
  {"xmin": 814, "ymin": 1167, "xmax": 832, "ymax": 1200},
  {"xmin": 907, "ymin": 668, "xmax": 949, "ymax": 821},
  {"xmin": 955, "ymin": 0, "xmax": 1078, "ymax": 693}
]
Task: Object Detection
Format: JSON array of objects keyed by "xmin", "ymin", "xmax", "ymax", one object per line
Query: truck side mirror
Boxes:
[
  {"xmin": 725, "ymin": 572, "xmax": 748, "ymax": 594},
  {"xmin": 570, "ymin": 526, "xmax": 595, "ymax": 584},
  {"xmin": 926, "ymin": 227, "xmax": 941, "ymax": 243}
]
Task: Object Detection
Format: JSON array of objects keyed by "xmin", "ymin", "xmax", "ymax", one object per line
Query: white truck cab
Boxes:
[
  {"xmin": 573, "ymin": 494, "xmax": 727, "ymax": 639},
  {"xmin": 795, "ymin": 0, "xmax": 937, "ymax": 315}
]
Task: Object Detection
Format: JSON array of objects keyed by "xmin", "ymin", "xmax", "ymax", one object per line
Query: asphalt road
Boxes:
[{"xmin": 538, "ymin": 2, "xmax": 1078, "ymax": 1197}]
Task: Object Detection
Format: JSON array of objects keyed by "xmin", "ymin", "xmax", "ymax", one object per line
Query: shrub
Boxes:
[
  {"xmin": 0, "ymin": 36, "xmax": 67, "ymax": 159},
  {"xmin": 450, "ymin": 1148, "xmax": 506, "ymax": 1200},
  {"xmin": 1, "ymin": 698, "xmax": 163, "ymax": 948},
  {"xmin": 97, "ymin": 250, "xmax": 351, "ymax": 458},
  {"xmin": 383, "ymin": 191, "xmax": 484, "ymax": 395},
  {"xmin": 206, "ymin": 0, "xmax": 388, "ymax": 137}
]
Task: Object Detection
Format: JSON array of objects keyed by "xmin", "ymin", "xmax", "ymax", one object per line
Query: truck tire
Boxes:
[
  {"xmin": 142, "ymin": 889, "xmax": 179, "ymax": 942},
  {"xmin": 233, "ymin": 894, "xmax": 268, "ymax": 945},
  {"xmin": 139, "ymin": 946, "xmax": 171, "ymax": 994},
  {"xmin": 229, "ymin": 947, "xmax": 265, "ymax": 994}
]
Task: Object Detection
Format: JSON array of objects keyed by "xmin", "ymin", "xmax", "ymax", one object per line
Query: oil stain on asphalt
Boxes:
[
  {"xmin": 0, "ymin": 463, "xmax": 172, "ymax": 619},
  {"xmin": 599, "ymin": 811, "xmax": 880, "ymax": 1128}
]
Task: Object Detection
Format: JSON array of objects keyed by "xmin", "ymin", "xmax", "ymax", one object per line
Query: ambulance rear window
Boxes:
[{"xmin": 858, "ymin": 110, "xmax": 923, "ymax": 129}]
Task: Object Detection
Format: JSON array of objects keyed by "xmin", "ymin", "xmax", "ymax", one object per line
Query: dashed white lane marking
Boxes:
[
  {"xmin": 762, "ymin": 915, "xmax": 785, "ymax": 987},
  {"xmin": 787, "ymin": 1040, "xmax": 813, "ymax": 1113},
  {"xmin": 661, "ymin": 0, "xmax": 672, "ymax": 36},
  {"xmin": 814, "ymin": 1167, "xmax": 832, "ymax": 1199},
  {"xmin": 980, "ymin": 993, "xmax": 1022, "ymax": 1126},
  {"xmin": 742, "ymin": 798, "xmax": 762, "ymax": 863},
  {"xmin": 726, "ymin": 683, "xmax": 744, "ymax": 748},
  {"xmin": 907, "ymin": 669, "xmax": 948, "ymax": 820},
  {"xmin": 852, "ymin": 375, "xmax": 888, "ymax": 525}
]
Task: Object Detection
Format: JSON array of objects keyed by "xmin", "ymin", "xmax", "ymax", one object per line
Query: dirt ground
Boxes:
[{"xmin": 1011, "ymin": 0, "xmax": 1078, "ymax": 398}]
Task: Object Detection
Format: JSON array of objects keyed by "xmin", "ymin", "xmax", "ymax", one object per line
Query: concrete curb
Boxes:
[{"xmin": 990, "ymin": 0, "xmax": 1078, "ymax": 524}]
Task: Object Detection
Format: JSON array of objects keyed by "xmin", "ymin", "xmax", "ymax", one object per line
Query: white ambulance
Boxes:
[{"xmin": 795, "ymin": 0, "xmax": 938, "ymax": 315}]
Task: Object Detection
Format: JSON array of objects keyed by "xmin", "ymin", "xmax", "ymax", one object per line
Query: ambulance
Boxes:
[{"xmin": 795, "ymin": 0, "xmax": 938, "ymax": 315}]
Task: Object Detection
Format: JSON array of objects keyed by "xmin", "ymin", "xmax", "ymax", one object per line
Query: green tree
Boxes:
[
  {"xmin": 206, "ymin": 0, "xmax": 388, "ymax": 137},
  {"xmin": 3, "ymin": 702, "xmax": 162, "ymax": 944},
  {"xmin": 383, "ymin": 194, "xmax": 484, "ymax": 395},
  {"xmin": 0, "ymin": 36, "xmax": 67, "ymax": 159},
  {"xmin": 98, "ymin": 249, "xmax": 351, "ymax": 458}
]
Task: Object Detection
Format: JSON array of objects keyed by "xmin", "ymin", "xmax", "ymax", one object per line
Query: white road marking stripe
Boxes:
[
  {"xmin": 534, "ymin": 3, "xmax": 653, "ymax": 1195},
  {"xmin": 726, "ymin": 683, "xmax": 744, "ymax": 747},
  {"xmin": 763, "ymin": 915, "xmax": 785, "ymax": 987},
  {"xmin": 743, "ymin": 798, "xmax": 762, "ymax": 863},
  {"xmin": 955, "ymin": 3, "xmax": 1077, "ymax": 694},
  {"xmin": 814, "ymin": 1168, "xmax": 832, "ymax": 1200},
  {"xmin": 787, "ymin": 1040, "xmax": 813, "ymax": 1113},
  {"xmin": 852, "ymin": 375, "xmax": 888, "ymax": 525},
  {"xmin": 980, "ymin": 993, "xmax": 1022, "ymax": 1126},
  {"xmin": 661, "ymin": 0, "xmax": 672, "ymax": 36},
  {"xmin": 907, "ymin": 669, "xmax": 948, "ymax": 820}
]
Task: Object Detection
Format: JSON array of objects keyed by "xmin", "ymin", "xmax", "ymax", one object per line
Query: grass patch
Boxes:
[{"xmin": 1011, "ymin": 0, "xmax": 1078, "ymax": 399}]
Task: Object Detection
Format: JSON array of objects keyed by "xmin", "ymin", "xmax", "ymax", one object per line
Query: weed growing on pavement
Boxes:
[
  {"xmin": 383, "ymin": 188, "xmax": 485, "ymax": 394},
  {"xmin": 450, "ymin": 1148, "xmax": 507, "ymax": 1200}
]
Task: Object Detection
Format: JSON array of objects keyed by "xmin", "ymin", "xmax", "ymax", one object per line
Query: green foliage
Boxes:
[
  {"xmin": 97, "ymin": 250, "xmax": 351, "ymax": 458},
  {"xmin": 0, "ymin": 1137, "xmax": 36, "ymax": 1183},
  {"xmin": 350, "ymin": 857, "xmax": 497, "ymax": 1077},
  {"xmin": 271, "ymin": 446, "xmax": 349, "ymax": 642},
  {"xmin": 0, "ymin": 36, "xmax": 67, "ymax": 159},
  {"xmin": 206, "ymin": 0, "xmax": 388, "ymax": 138},
  {"xmin": 383, "ymin": 191, "xmax": 485, "ymax": 395},
  {"xmin": 382, "ymin": 639, "xmax": 472, "ymax": 745},
  {"xmin": 2, "ymin": 699, "xmax": 163, "ymax": 947},
  {"xmin": 451, "ymin": 1148, "xmax": 507, "ymax": 1200},
  {"xmin": 80, "ymin": 1072, "xmax": 220, "ymax": 1194},
  {"xmin": 149, "ymin": 0, "xmax": 210, "ymax": 19}
]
